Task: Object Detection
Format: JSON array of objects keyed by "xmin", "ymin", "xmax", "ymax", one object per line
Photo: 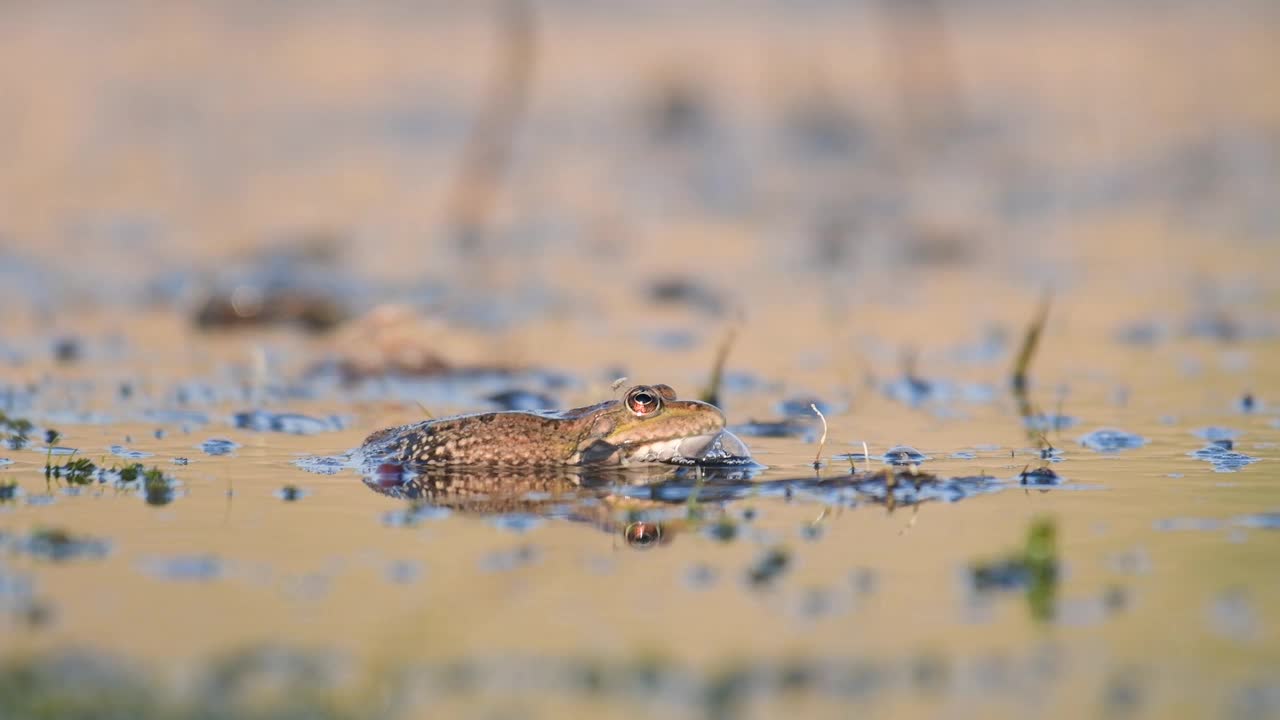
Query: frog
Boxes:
[{"xmin": 359, "ymin": 383, "xmax": 750, "ymax": 467}]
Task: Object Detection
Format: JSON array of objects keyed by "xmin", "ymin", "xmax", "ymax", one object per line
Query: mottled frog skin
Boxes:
[{"xmin": 360, "ymin": 384, "xmax": 738, "ymax": 467}]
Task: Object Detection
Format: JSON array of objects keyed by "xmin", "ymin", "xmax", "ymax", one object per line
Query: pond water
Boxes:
[{"xmin": 1, "ymin": 3, "xmax": 1278, "ymax": 719}]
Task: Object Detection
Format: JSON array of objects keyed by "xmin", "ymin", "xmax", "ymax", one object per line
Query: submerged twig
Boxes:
[{"xmin": 898, "ymin": 503, "xmax": 920, "ymax": 536}]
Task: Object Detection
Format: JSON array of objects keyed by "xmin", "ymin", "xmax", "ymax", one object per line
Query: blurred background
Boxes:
[
  {"xmin": 1, "ymin": 0, "xmax": 1275, "ymax": 356},
  {"xmin": 1, "ymin": 2, "xmax": 1278, "ymax": 719}
]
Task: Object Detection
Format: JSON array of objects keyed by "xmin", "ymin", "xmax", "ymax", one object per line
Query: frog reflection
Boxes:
[
  {"xmin": 362, "ymin": 461, "xmax": 769, "ymax": 548},
  {"xmin": 360, "ymin": 460, "xmax": 1001, "ymax": 549}
]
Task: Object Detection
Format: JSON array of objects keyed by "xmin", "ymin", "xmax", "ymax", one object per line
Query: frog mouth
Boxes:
[{"xmin": 620, "ymin": 430, "xmax": 754, "ymax": 466}]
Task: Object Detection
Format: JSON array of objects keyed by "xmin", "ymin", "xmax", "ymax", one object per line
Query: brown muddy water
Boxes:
[{"xmin": 1, "ymin": 2, "xmax": 1278, "ymax": 719}]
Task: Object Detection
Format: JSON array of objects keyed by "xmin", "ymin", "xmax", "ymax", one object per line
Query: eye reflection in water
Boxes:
[{"xmin": 623, "ymin": 521, "xmax": 665, "ymax": 549}]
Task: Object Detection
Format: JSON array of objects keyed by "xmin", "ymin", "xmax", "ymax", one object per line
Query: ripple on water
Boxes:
[
  {"xmin": 143, "ymin": 409, "xmax": 210, "ymax": 427},
  {"xmin": 686, "ymin": 564, "xmax": 718, "ymax": 589},
  {"xmin": 381, "ymin": 505, "xmax": 451, "ymax": 527},
  {"xmin": 729, "ymin": 418, "xmax": 819, "ymax": 441},
  {"xmin": 293, "ymin": 455, "xmax": 350, "ymax": 475},
  {"xmin": 110, "ymin": 445, "xmax": 153, "ymax": 459},
  {"xmin": 1022, "ymin": 413, "xmax": 1078, "ymax": 432},
  {"xmin": 200, "ymin": 438, "xmax": 240, "ymax": 456},
  {"xmin": 1193, "ymin": 426, "xmax": 1241, "ymax": 441},
  {"xmin": 385, "ymin": 560, "xmax": 421, "ymax": 584},
  {"xmin": 488, "ymin": 514, "xmax": 544, "ymax": 533},
  {"xmin": 480, "ymin": 545, "xmax": 539, "ymax": 573},
  {"xmin": 1078, "ymin": 428, "xmax": 1147, "ymax": 453},
  {"xmin": 138, "ymin": 555, "xmax": 222, "ymax": 581},
  {"xmin": 1153, "ymin": 517, "xmax": 1223, "ymax": 532},
  {"xmin": 776, "ymin": 396, "xmax": 844, "ymax": 417},
  {"xmin": 1189, "ymin": 440, "xmax": 1260, "ymax": 472},
  {"xmin": 836, "ymin": 445, "xmax": 929, "ymax": 466},
  {"xmin": 484, "ymin": 389, "xmax": 557, "ymax": 411},
  {"xmin": 232, "ymin": 410, "xmax": 345, "ymax": 435},
  {"xmin": 1232, "ymin": 513, "xmax": 1280, "ymax": 530},
  {"xmin": 11, "ymin": 530, "xmax": 110, "ymax": 562}
]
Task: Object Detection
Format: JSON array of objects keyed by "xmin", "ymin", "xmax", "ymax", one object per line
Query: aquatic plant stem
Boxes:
[
  {"xmin": 446, "ymin": 0, "xmax": 537, "ymax": 259},
  {"xmin": 699, "ymin": 327, "xmax": 737, "ymax": 407},
  {"xmin": 810, "ymin": 403, "xmax": 828, "ymax": 469}
]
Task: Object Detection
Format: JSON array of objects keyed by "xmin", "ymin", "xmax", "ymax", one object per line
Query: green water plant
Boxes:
[
  {"xmin": 0, "ymin": 410, "xmax": 34, "ymax": 449},
  {"xmin": 1011, "ymin": 294, "xmax": 1051, "ymax": 396},
  {"xmin": 45, "ymin": 456, "xmax": 97, "ymax": 485},
  {"xmin": 142, "ymin": 467, "xmax": 173, "ymax": 506},
  {"xmin": 969, "ymin": 516, "xmax": 1059, "ymax": 622},
  {"xmin": 698, "ymin": 326, "xmax": 737, "ymax": 407}
]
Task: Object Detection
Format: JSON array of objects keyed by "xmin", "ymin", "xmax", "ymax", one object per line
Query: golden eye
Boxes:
[
  {"xmin": 624, "ymin": 521, "xmax": 663, "ymax": 548},
  {"xmin": 626, "ymin": 387, "xmax": 663, "ymax": 416}
]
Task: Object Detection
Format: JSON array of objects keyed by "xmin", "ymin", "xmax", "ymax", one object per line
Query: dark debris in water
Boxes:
[
  {"xmin": 276, "ymin": 485, "xmax": 306, "ymax": 502},
  {"xmin": 632, "ymin": 467, "xmax": 1002, "ymax": 515},
  {"xmin": 746, "ymin": 547, "xmax": 791, "ymax": 588},
  {"xmin": 1019, "ymin": 466, "xmax": 1063, "ymax": 487},
  {"xmin": 703, "ymin": 518, "xmax": 738, "ymax": 543}
]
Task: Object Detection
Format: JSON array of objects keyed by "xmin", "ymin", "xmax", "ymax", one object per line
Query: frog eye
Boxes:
[
  {"xmin": 625, "ymin": 387, "xmax": 663, "ymax": 416},
  {"xmin": 624, "ymin": 521, "xmax": 663, "ymax": 549}
]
